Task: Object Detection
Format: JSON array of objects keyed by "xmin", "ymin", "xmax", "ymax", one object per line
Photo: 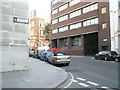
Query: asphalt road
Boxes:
[{"xmin": 57, "ymin": 56, "xmax": 119, "ymax": 89}]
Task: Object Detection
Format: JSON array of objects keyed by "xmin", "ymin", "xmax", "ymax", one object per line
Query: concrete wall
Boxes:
[{"xmin": 0, "ymin": 0, "xmax": 29, "ymax": 72}]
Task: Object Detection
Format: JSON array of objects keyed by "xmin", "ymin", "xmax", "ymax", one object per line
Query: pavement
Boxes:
[{"xmin": 1, "ymin": 57, "xmax": 68, "ymax": 88}]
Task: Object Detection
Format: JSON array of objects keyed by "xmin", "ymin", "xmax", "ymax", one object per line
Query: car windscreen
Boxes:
[
  {"xmin": 99, "ymin": 51, "xmax": 110, "ymax": 54},
  {"xmin": 54, "ymin": 53, "xmax": 64, "ymax": 56}
]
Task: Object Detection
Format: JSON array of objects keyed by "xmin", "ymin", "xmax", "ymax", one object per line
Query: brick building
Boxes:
[
  {"xmin": 51, "ymin": 0, "xmax": 111, "ymax": 56},
  {"xmin": 29, "ymin": 10, "xmax": 50, "ymax": 50}
]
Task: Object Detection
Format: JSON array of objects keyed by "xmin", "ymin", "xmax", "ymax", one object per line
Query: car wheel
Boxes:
[
  {"xmin": 94, "ymin": 57, "xmax": 98, "ymax": 60},
  {"xmin": 115, "ymin": 58, "xmax": 119, "ymax": 62},
  {"xmin": 104, "ymin": 57, "xmax": 108, "ymax": 61}
]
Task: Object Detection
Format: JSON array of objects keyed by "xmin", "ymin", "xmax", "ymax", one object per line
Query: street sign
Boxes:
[{"xmin": 13, "ymin": 17, "xmax": 29, "ymax": 24}]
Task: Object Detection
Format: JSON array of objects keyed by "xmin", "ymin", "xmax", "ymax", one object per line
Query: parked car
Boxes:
[
  {"xmin": 33, "ymin": 49, "xmax": 45, "ymax": 59},
  {"xmin": 115, "ymin": 54, "xmax": 120, "ymax": 62},
  {"xmin": 40, "ymin": 51, "xmax": 53, "ymax": 61},
  {"xmin": 94, "ymin": 51, "xmax": 118, "ymax": 61},
  {"xmin": 49, "ymin": 48, "xmax": 61, "ymax": 53},
  {"xmin": 47, "ymin": 52, "xmax": 71, "ymax": 66},
  {"xmin": 29, "ymin": 50, "xmax": 34, "ymax": 57}
]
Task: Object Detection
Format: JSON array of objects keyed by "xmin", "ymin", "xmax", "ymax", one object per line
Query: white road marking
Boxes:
[
  {"xmin": 70, "ymin": 79, "xmax": 78, "ymax": 83},
  {"xmin": 86, "ymin": 81, "xmax": 99, "ymax": 86},
  {"xmin": 77, "ymin": 77, "xmax": 86, "ymax": 81},
  {"xmin": 64, "ymin": 72, "xmax": 74, "ymax": 88},
  {"xmin": 101, "ymin": 86, "xmax": 109, "ymax": 88},
  {"xmin": 78, "ymin": 83, "xmax": 89, "ymax": 87}
]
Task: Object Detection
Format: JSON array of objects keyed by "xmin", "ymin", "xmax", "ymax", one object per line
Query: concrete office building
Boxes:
[
  {"xmin": 51, "ymin": 0, "xmax": 111, "ymax": 56},
  {"xmin": 109, "ymin": 0, "xmax": 120, "ymax": 54},
  {"xmin": 0, "ymin": 0, "xmax": 29, "ymax": 72}
]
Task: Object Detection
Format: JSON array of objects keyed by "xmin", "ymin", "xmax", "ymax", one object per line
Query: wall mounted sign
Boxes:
[{"xmin": 13, "ymin": 17, "xmax": 29, "ymax": 24}]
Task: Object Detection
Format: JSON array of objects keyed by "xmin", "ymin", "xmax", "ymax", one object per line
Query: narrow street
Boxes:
[{"xmin": 57, "ymin": 56, "xmax": 119, "ymax": 89}]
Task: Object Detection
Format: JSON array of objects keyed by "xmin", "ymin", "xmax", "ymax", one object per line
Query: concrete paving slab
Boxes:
[{"xmin": 1, "ymin": 57, "xmax": 68, "ymax": 88}]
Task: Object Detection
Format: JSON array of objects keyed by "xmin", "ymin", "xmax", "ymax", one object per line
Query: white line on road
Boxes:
[
  {"xmin": 77, "ymin": 77, "xmax": 86, "ymax": 81},
  {"xmin": 101, "ymin": 86, "xmax": 109, "ymax": 88},
  {"xmin": 86, "ymin": 81, "xmax": 99, "ymax": 86},
  {"xmin": 64, "ymin": 72, "xmax": 74, "ymax": 88},
  {"xmin": 70, "ymin": 79, "xmax": 78, "ymax": 83},
  {"xmin": 78, "ymin": 83, "xmax": 89, "ymax": 87}
]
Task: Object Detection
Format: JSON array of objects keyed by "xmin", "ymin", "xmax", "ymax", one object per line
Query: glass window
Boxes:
[
  {"xmin": 52, "ymin": 29, "xmax": 58, "ymax": 34},
  {"xmin": 83, "ymin": 3, "xmax": 98, "ymax": 14},
  {"xmin": 59, "ymin": 26, "xmax": 68, "ymax": 32},
  {"xmin": 59, "ymin": 15, "xmax": 68, "ymax": 22},
  {"xmin": 52, "ymin": 9, "xmax": 58, "ymax": 14},
  {"xmin": 39, "ymin": 29, "xmax": 43, "ymax": 36},
  {"xmin": 102, "ymin": 23, "xmax": 107, "ymax": 29},
  {"xmin": 52, "ymin": 0, "xmax": 58, "ymax": 5},
  {"xmin": 83, "ymin": 18, "xmax": 98, "ymax": 27},
  {"xmin": 52, "ymin": 19, "xmax": 58, "ymax": 24},
  {"xmin": 61, "ymin": 38, "xmax": 68, "ymax": 47},
  {"xmin": 31, "ymin": 22, "xmax": 34, "ymax": 27},
  {"xmin": 70, "ymin": 9, "xmax": 81, "ymax": 18},
  {"xmin": 59, "ymin": 3, "xmax": 68, "ymax": 11},
  {"xmin": 72, "ymin": 36, "xmax": 81, "ymax": 46},
  {"xmin": 101, "ymin": 7, "xmax": 107, "ymax": 14}
]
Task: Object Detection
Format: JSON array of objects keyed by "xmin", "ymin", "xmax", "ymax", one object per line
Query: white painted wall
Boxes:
[
  {"xmin": 0, "ymin": 0, "xmax": 29, "ymax": 72},
  {"xmin": 109, "ymin": 0, "xmax": 120, "ymax": 53}
]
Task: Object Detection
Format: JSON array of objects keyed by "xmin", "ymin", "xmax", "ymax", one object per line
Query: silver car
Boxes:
[{"xmin": 47, "ymin": 52, "xmax": 71, "ymax": 66}]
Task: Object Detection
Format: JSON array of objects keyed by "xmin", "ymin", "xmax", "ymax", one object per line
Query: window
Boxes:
[
  {"xmin": 83, "ymin": 3, "xmax": 98, "ymax": 14},
  {"xmin": 39, "ymin": 29, "xmax": 43, "ymax": 36},
  {"xmin": 101, "ymin": 7, "xmax": 107, "ymax": 14},
  {"xmin": 70, "ymin": 22, "xmax": 81, "ymax": 30},
  {"xmin": 52, "ymin": 9, "xmax": 58, "ymax": 14},
  {"xmin": 59, "ymin": 15, "xmax": 68, "ymax": 22},
  {"xmin": 31, "ymin": 22, "xmax": 34, "ymax": 27},
  {"xmin": 102, "ymin": 23, "xmax": 107, "ymax": 29},
  {"xmin": 70, "ymin": 9, "xmax": 81, "ymax": 18},
  {"xmin": 83, "ymin": 18, "xmax": 98, "ymax": 27},
  {"xmin": 52, "ymin": 0, "xmax": 58, "ymax": 5},
  {"xmin": 69, "ymin": 0, "xmax": 81, "ymax": 7},
  {"xmin": 52, "ymin": 19, "xmax": 58, "ymax": 24},
  {"xmin": 59, "ymin": 26, "xmax": 68, "ymax": 32},
  {"xmin": 31, "ymin": 30, "xmax": 34, "ymax": 36},
  {"xmin": 52, "ymin": 29, "xmax": 58, "ymax": 34},
  {"xmin": 59, "ymin": 3, "xmax": 68, "ymax": 11},
  {"xmin": 61, "ymin": 38, "xmax": 68, "ymax": 47},
  {"xmin": 72, "ymin": 36, "xmax": 81, "ymax": 46},
  {"xmin": 40, "ymin": 21, "xmax": 43, "ymax": 27}
]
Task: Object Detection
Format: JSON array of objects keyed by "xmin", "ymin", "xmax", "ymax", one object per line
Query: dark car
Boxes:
[
  {"xmin": 115, "ymin": 54, "xmax": 120, "ymax": 62},
  {"xmin": 29, "ymin": 50, "xmax": 34, "ymax": 57},
  {"xmin": 33, "ymin": 49, "xmax": 45, "ymax": 59},
  {"xmin": 94, "ymin": 51, "xmax": 118, "ymax": 61},
  {"xmin": 40, "ymin": 51, "xmax": 53, "ymax": 61}
]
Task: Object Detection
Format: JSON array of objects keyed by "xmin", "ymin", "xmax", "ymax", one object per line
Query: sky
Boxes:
[{"xmin": 29, "ymin": 0, "xmax": 51, "ymax": 22}]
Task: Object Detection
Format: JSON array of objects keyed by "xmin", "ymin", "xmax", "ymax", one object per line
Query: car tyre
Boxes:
[
  {"xmin": 104, "ymin": 56, "xmax": 108, "ymax": 61},
  {"xmin": 115, "ymin": 58, "xmax": 119, "ymax": 62}
]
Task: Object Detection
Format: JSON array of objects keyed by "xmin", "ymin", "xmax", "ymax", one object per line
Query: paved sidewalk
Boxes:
[{"xmin": 2, "ymin": 57, "xmax": 68, "ymax": 88}]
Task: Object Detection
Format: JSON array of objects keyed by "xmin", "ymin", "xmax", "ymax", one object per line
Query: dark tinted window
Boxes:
[{"xmin": 111, "ymin": 51, "xmax": 118, "ymax": 55}]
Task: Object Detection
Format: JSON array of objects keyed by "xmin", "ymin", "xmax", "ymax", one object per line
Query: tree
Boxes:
[{"xmin": 43, "ymin": 23, "xmax": 52, "ymax": 41}]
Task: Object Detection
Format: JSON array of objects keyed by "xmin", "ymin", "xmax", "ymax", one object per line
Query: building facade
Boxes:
[
  {"xmin": 51, "ymin": 0, "xmax": 111, "ymax": 56},
  {"xmin": 29, "ymin": 10, "xmax": 50, "ymax": 50},
  {"xmin": 0, "ymin": 0, "xmax": 29, "ymax": 72},
  {"xmin": 109, "ymin": 0, "xmax": 120, "ymax": 54}
]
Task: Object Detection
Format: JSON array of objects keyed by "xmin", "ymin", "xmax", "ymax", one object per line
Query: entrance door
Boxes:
[{"xmin": 84, "ymin": 33, "xmax": 98, "ymax": 56}]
